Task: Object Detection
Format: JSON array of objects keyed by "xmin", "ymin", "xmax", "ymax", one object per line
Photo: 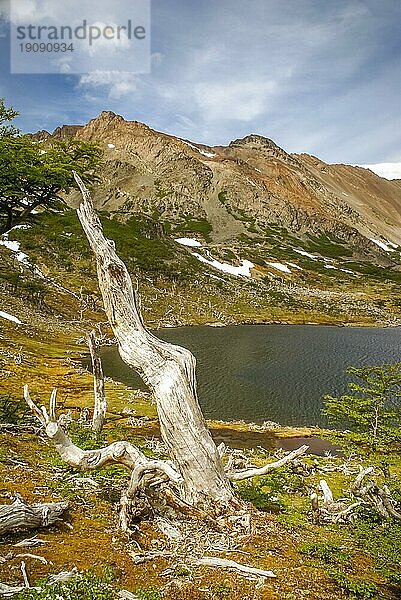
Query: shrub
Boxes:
[
  {"xmin": 323, "ymin": 363, "xmax": 401, "ymax": 448},
  {"xmin": 0, "ymin": 393, "xmax": 30, "ymax": 424},
  {"xmin": 67, "ymin": 421, "xmax": 107, "ymax": 450},
  {"xmin": 327, "ymin": 569, "xmax": 378, "ymax": 599},
  {"xmin": 299, "ymin": 542, "xmax": 349, "ymax": 564},
  {"xmin": 16, "ymin": 570, "xmax": 114, "ymax": 600},
  {"xmin": 236, "ymin": 467, "xmax": 305, "ymax": 513},
  {"xmin": 135, "ymin": 588, "xmax": 161, "ymax": 600}
]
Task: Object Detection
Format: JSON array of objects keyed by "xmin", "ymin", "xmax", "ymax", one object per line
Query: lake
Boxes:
[{"xmin": 88, "ymin": 325, "xmax": 401, "ymax": 427}]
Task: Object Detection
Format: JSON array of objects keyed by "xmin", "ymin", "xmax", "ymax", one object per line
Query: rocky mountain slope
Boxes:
[
  {"xmin": 36, "ymin": 111, "xmax": 401, "ymax": 249},
  {"xmin": 62, "ymin": 111, "xmax": 401, "ymax": 250},
  {"xmin": 2, "ymin": 110, "xmax": 400, "ymax": 331}
]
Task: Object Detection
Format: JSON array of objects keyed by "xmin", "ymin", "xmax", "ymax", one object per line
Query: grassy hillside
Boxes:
[{"xmin": 1, "ymin": 207, "xmax": 401, "ymax": 333}]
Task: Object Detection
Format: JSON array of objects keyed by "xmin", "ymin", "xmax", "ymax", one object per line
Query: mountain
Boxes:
[
  {"xmin": 2, "ymin": 111, "xmax": 401, "ymax": 333},
  {"xmin": 36, "ymin": 111, "xmax": 401, "ymax": 252}
]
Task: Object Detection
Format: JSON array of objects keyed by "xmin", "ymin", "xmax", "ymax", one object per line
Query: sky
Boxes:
[{"xmin": 1, "ymin": 0, "xmax": 401, "ymax": 166}]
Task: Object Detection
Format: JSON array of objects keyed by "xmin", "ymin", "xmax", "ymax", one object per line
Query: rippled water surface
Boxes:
[{"xmin": 90, "ymin": 325, "xmax": 401, "ymax": 427}]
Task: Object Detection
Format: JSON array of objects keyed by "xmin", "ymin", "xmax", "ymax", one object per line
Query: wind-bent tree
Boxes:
[
  {"xmin": 23, "ymin": 173, "xmax": 308, "ymax": 528},
  {"xmin": 0, "ymin": 98, "xmax": 102, "ymax": 234}
]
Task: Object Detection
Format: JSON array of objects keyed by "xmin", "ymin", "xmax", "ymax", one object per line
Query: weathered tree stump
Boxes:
[{"xmin": 0, "ymin": 495, "xmax": 68, "ymax": 536}]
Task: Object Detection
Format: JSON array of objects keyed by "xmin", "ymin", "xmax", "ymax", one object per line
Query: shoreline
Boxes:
[
  {"xmin": 126, "ymin": 419, "xmax": 342, "ymax": 456},
  {"xmin": 157, "ymin": 319, "xmax": 401, "ymax": 330}
]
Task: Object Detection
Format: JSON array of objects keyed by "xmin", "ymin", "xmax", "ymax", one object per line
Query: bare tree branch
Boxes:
[{"xmin": 228, "ymin": 445, "xmax": 309, "ymax": 481}]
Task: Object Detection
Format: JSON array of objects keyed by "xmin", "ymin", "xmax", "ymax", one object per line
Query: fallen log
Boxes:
[
  {"xmin": 0, "ymin": 495, "xmax": 68, "ymax": 536},
  {"xmin": 0, "ymin": 581, "xmax": 35, "ymax": 598},
  {"xmin": 351, "ymin": 466, "xmax": 401, "ymax": 521},
  {"xmin": 228, "ymin": 445, "xmax": 309, "ymax": 481},
  {"xmin": 195, "ymin": 556, "xmax": 276, "ymax": 579}
]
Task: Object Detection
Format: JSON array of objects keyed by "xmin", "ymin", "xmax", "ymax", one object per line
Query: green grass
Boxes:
[
  {"xmin": 170, "ymin": 215, "xmax": 213, "ymax": 242},
  {"xmin": 327, "ymin": 569, "xmax": 378, "ymax": 599},
  {"xmin": 16, "ymin": 570, "xmax": 115, "ymax": 600},
  {"xmin": 305, "ymin": 232, "xmax": 353, "ymax": 258},
  {"xmin": 299, "ymin": 542, "xmax": 349, "ymax": 564},
  {"xmin": 236, "ymin": 466, "xmax": 307, "ymax": 514}
]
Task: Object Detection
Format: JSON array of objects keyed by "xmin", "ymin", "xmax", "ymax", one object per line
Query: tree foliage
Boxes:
[
  {"xmin": 0, "ymin": 98, "xmax": 102, "ymax": 233},
  {"xmin": 323, "ymin": 363, "xmax": 401, "ymax": 445}
]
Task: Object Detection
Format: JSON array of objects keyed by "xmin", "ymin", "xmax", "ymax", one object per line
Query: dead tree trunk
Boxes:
[
  {"xmin": 74, "ymin": 173, "xmax": 236, "ymax": 513},
  {"xmin": 87, "ymin": 329, "xmax": 107, "ymax": 432},
  {"xmin": 23, "ymin": 386, "xmax": 183, "ymax": 531},
  {"xmin": 351, "ymin": 467, "xmax": 401, "ymax": 521},
  {"xmin": 0, "ymin": 495, "xmax": 68, "ymax": 536}
]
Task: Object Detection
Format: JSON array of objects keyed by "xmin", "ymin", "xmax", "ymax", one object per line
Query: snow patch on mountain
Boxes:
[
  {"xmin": 192, "ymin": 252, "xmax": 254, "ymax": 277},
  {"xmin": 0, "ymin": 227, "xmax": 44, "ymax": 276},
  {"xmin": 287, "ymin": 262, "xmax": 303, "ymax": 271},
  {"xmin": 175, "ymin": 237, "xmax": 202, "ymax": 247},
  {"xmin": 267, "ymin": 262, "xmax": 291, "ymax": 274},
  {"xmin": 294, "ymin": 249, "xmax": 318, "ymax": 259},
  {"xmin": 181, "ymin": 140, "xmax": 216, "ymax": 158},
  {"xmin": 370, "ymin": 239, "xmax": 396, "ymax": 252}
]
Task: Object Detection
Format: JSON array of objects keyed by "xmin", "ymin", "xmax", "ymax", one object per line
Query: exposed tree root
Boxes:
[{"xmin": 311, "ymin": 467, "xmax": 401, "ymax": 523}]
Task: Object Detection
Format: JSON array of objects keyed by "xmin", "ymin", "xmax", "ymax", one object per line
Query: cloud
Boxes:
[
  {"xmin": 355, "ymin": 163, "xmax": 401, "ymax": 180},
  {"xmin": 193, "ymin": 80, "xmax": 277, "ymax": 122},
  {"xmin": 6, "ymin": 0, "xmax": 401, "ymax": 163},
  {"xmin": 79, "ymin": 70, "xmax": 139, "ymax": 99}
]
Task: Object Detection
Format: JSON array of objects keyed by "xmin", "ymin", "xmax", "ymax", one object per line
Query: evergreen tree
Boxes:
[
  {"xmin": 0, "ymin": 98, "xmax": 102, "ymax": 233},
  {"xmin": 323, "ymin": 363, "xmax": 401, "ymax": 445}
]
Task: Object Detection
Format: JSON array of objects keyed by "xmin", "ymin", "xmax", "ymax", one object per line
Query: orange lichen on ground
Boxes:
[{"xmin": 0, "ymin": 430, "xmax": 396, "ymax": 600}]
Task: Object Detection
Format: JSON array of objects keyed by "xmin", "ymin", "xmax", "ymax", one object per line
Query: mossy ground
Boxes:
[
  {"xmin": 0, "ymin": 319, "xmax": 400, "ymax": 599},
  {"xmin": 1, "ymin": 423, "xmax": 400, "ymax": 599},
  {"xmin": 1, "ymin": 209, "xmax": 401, "ymax": 598}
]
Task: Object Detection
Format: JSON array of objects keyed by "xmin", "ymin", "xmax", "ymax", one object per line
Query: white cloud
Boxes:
[
  {"xmin": 10, "ymin": 0, "xmax": 401, "ymax": 163},
  {"xmin": 193, "ymin": 80, "xmax": 277, "ymax": 122},
  {"xmin": 10, "ymin": 0, "xmax": 40, "ymax": 23},
  {"xmin": 355, "ymin": 163, "xmax": 401, "ymax": 180},
  {"xmin": 84, "ymin": 21, "xmax": 131, "ymax": 58},
  {"xmin": 79, "ymin": 70, "xmax": 139, "ymax": 99}
]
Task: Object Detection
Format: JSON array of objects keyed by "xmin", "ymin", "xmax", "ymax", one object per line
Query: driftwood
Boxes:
[
  {"xmin": 0, "ymin": 495, "xmax": 68, "ymax": 536},
  {"xmin": 310, "ymin": 479, "xmax": 361, "ymax": 524},
  {"xmin": 87, "ymin": 329, "xmax": 107, "ymax": 433},
  {"xmin": 0, "ymin": 582, "xmax": 36, "ymax": 598},
  {"xmin": 228, "ymin": 445, "xmax": 309, "ymax": 481},
  {"xmin": 195, "ymin": 556, "xmax": 276, "ymax": 579},
  {"xmin": 74, "ymin": 173, "xmax": 235, "ymax": 512},
  {"xmin": 351, "ymin": 466, "xmax": 401, "ymax": 521},
  {"xmin": 118, "ymin": 591, "xmax": 140, "ymax": 600},
  {"xmin": 0, "ymin": 568, "xmax": 79, "ymax": 598},
  {"xmin": 23, "ymin": 386, "xmax": 183, "ymax": 530},
  {"xmin": 311, "ymin": 467, "xmax": 401, "ymax": 524}
]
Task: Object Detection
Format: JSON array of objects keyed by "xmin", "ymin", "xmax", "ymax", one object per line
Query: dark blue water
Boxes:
[{"xmin": 92, "ymin": 325, "xmax": 401, "ymax": 427}]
